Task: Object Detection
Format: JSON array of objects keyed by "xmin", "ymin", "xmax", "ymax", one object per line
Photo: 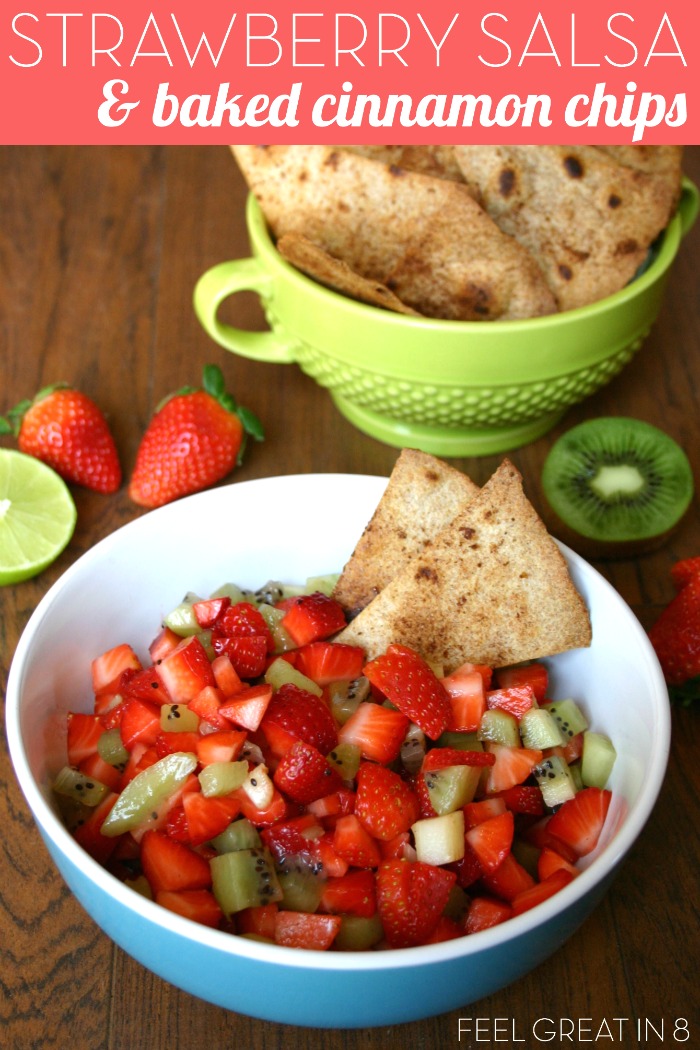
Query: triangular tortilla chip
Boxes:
[
  {"xmin": 335, "ymin": 460, "xmax": 591, "ymax": 671},
  {"xmin": 452, "ymin": 145, "xmax": 681, "ymax": 311},
  {"xmin": 232, "ymin": 145, "xmax": 556, "ymax": 321},
  {"xmin": 277, "ymin": 233, "xmax": 421, "ymax": 316},
  {"xmin": 332, "ymin": 449, "xmax": 479, "ymax": 617}
]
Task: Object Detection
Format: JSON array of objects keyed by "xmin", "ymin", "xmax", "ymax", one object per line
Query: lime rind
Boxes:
[
  {"xmin": 542, "ymin": 417, "xmax": 694, "ymax": 543},
  {"xmin": 0, "ymin": 449, "xmax": 77, "ymax": 585}
]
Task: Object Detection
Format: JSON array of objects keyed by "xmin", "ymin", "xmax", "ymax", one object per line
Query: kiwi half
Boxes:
[{"xmin": 541, "ymin": 417, "xmax": 694, "ymax": 554}]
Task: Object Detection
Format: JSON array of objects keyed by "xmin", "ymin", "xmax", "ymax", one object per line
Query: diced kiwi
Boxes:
[
  {"xmin": 436, "ymin": 731, "xmax": 483, "ymax": 752},
  {"xmin": 511, "ymin": 838, "xmax": 541, "ymax": 879},
  {"xmin": 478, "ymin": 709, "xmax": 520, "ymax": 748},
  {"xmin": 423, "ymin": 766, "xmax": 481, "ymax": 815},
  {"xmin": 400, "ymin": 724, "xmax": 427, "ymax": 774},
  {"xmin": 545, "ymin": 699, "xmax": 589, "ymax": 740},
  {"xmin": 519, "ymin": 708, "xmax": 564, "ymax": 750},
  {"xmin": 412, "ymin": 810, "xmax": 465, "ymax": 865},
  {"xmin": 160, "ymin": 703, "xmax": 200, "ymax": 733},
  {"xmin": 53, "ymin": 766, "xmax": 110, "ymax": 807},
  {"xmin": 163, "ymin": 592, "xmax": 202, "ymax": 636},
  {"xmin": 581, "ymin": 731, "xmax": 617, "ymax": 788},
  {"xmin": 198, "ymin": 760, "xmax": 249, "ymax": 798},
  {"xmin": 210, "ymin": 582, "xmax": 250, "ymax": 604},
  {"xmin": 210, "ymin": 847, "xmax": 283, "ymax": 916},
  {"xmin": 211, "ymin": 817, "xmax": 262, "ymax": 853},
  {"xmin": 533, "ymin": 754, "xmax": 577, "ymax": 809},
  {"xmin": 100, "ymin": 751, "xmax": 197, "ymax": 837},
  {"xmin": 97, "ymin": 727, "xmax": 129, "ymax": 768},
  {"xmin": 327, "ymin": 677, "xmax": 370, "ymax": 724},
  {"xmin": 264, "ymin": 656, "xmax": 323, "ymax": 697},
  {"xmin": 276, "ymin": 857, "xmax": 326, "ymax": 913},
  {"xmin": 541, "ymin": 417, "xmax": 694, "ymax": 552},
  {"xmin": 305, "ymin": 573, "xmax": 340, "ymax": 596},
  {"xmin": 334, "ymin": 914, "xmax": 384, "ymax": 951},
  {"xmin": 327, "ymin": 741, "xmax": 362, "ymax": 780},
  {"xmin": 257, "ymin": 603, "xmax": 295, "ymax": 653}
]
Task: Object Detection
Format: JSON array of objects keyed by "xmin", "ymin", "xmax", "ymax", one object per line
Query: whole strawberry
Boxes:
[
  {"xmin": 649, "ymin": 561, "xmax": 700, "ymax": 705},
  {"xmin": 0, "ymin": 384, "xmax": 121, "ymax": 493},
  {"xmin": 128, "ymin": 364, "xmax": 263, "ymax": 509}
]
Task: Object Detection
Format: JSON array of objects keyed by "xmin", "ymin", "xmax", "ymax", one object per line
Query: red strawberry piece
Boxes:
[
  {"xmin": 2, "ymin": 384, "xmax": 121, "ymax": 493},
  {"xmin": 158, "ymin": 635, "xmax": 215, "ymax": 703},
  {"xmin": 234, "ymin": 784, "xmax": 287, "ymax": 827},
  {"xmin": 511, "ymin": 868, "xmax": 574, "ymax": 917},
  {"xmin": 148, "ymin": 627, "xmax": 181, "ymax": 664},
  {"xmin": 671, "ymin": 556, "xmax": 700, "ymax": 591},
  {"xmin": 333, "ymin": 814, "xmax": 382, "ymax": 868},
  {"xmin": 274, "ymin": 911, "xmax": 342, "ymax": 950},
  {"xmin": 213, "ymin": 634, "xmax": 268, "ymax": 680},
  {"xmin": 128, "ymin": 364, "xmax": 263, "ymax": 508},
  {"xmin": 141, "ymin": 829, "xmax": 212, "ymax": 893},
  {"xmin": 480, "ymin": 852, "xmax": 535, "ymax": 903},
  {"xmin": 261, "ymin": 813, "xmax": 324, "ymax": 863},
  {"xmin": 211, "ymin": 654, "xmax": 245, "ymax": 698},
  {"xmin": 118, "ymin": 698, "xmax": 162, "ymax": 749},
  {"xmin": 546, "ymin": 786, "xmax": 612, "ymax": 857},
  {"xmin": 91, "ymin": 643, "xmax": 142, "ymax": 695},
  {"xmin": 293, "ymin": 641, "xmax": 365, "ymax": 687},
  {"xmin": 354, "ymin": 762, "xmax": 420, "ymax": 842},
  {"xmin": 307, "ymin": 788, "xmax": 356, "ymax": 820},
  {"xmin": 494, "ymin": 662, "xmax": 548, "ymax": 702},
  {"xmin": 649, "ymin": 572, "xmax": 700, "ymax": 698},
  {"xmin": 495, "ymin": 785, "xmax": 545, "ymax": 816},
  {"xmin": 188, "ymin": 684, "xmax": 229, "ymax": 730},
  {"xmin": 521, "ymin": 817, "xmax": 580, "ymax": 866},
  {"xmin": 450, "ymin": 837, "xmax": 482, "ymax": 889},
  {"xmin": 78, "ymin": 751, "xmax": 122, "ymax": 793},
  {"xmin": 218, "ymin": 601, "xmax": 273, "ymax": 645},
  {"xmin": 273, "ymin": 740, "xmax": 343, "ymax": 804},
  {"xmin": 363, "ymin": 644, "xmax": 452, "ymax": 739},
  {"xmin": 192, "ymin": 596, "xmax": 231, "ymax": 629},
  {"xmin": 465, "ymin": 810, "xmax": 514, "ymax": 874},
  {"xmin": 280, "ymin": 592, "xmax": 347, "ymax": 646},
  {"xmin": 486, "ymin": 684, "xmax": 537, "ymax": 720},
  {"xmin": 484, "ymin": 744, "xmax": 543, "ymax": 793},
  {"xmin": 72, "ymin": 793, "xmax": 120, "ymax": 864},
  {"xmin": 182, "ymin": 791, "xmax": 242, "ymax": 847},
  {"xmin": 219, "ymin": 683, "xmax": 273, "ymax": 732},
  {"xmin": 195, "ymin": 729, "xmax": 247, "ymax": 766},
  {"xmin": 260, "ymin": 683, "xmax": 338, "ymax": 757},
  {"xmin": 462, "ymin": 797, "xmax": 507, "ymax": 828},
  {"xmin": 155, "ymin": 730, "xmax": 201, "ymax": 758},
  {"xmin": 155, "ymin": 888, "xmax": 223, "ymax": 928},
  {"xmin": 320, "ymin": 870, "xmax": 377, "ymax": 918},
  {"xmin": 121, "ymin": 665, "xmax": 170, "ymax": 706},
  {"xmin": 66, "ymin": 711, "xmax": 103, "ymax": 765},
  {"xmin": 376, "ymin": 859, "xmax": 457, "ymax": 948},
  {"xmin": 421, "ymin": 746, "xmax": 495, "ymax": 771},
  {"xmin": 337, "ymin": 701, "xmax": 409, "ymax": 764},
  {"xmin": 236, "ymin": 903, "xmax": 279, "ymax": 939},
  {"xmin": 425, "ymin": 916, "xmax": 464, "ymax": 944},
  {"xmin": 537, "ymin": 846, "xmax": 579, "ymax": 882},
  {"xmin": 440, "ymin": 666, "xmax": 486, "ymax": 732},
  {"xmin": 464, "ymin": 896, "xmax": 512, "ymax": 934},
  {"xmin": 379, "ymin": 830, "xmax": 414, "ymax": 862}
]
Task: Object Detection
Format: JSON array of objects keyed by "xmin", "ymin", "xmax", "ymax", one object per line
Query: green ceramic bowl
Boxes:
[{"xmin": 194, "ymin": 179, "xmax": 698, "ymax": 456}]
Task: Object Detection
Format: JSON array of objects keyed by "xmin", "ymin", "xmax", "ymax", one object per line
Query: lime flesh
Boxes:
[{"xmin": 0, "ymin": 449, "xmax": 77, "ymax": 585}]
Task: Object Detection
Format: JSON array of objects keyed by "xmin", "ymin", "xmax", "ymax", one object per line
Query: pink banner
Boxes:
[{"xmin": 2, "ymin": 0, "xmax": 698, "ymax": 144}]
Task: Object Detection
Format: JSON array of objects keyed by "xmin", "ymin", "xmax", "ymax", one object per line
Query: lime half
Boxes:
[{"xmin": 0, "ymin": 449, "xmax": 77, "ymax": 585}]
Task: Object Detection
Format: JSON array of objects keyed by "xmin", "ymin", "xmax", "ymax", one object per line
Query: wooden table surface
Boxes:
[{"xmin": 1, "ymin": 145, "xmax": 699, "ymax": 1050}]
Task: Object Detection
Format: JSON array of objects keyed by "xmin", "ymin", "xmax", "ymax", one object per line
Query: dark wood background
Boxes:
[{"xmin": 1, "ymin": 145, "xmax": 699, "ymax": 1049}]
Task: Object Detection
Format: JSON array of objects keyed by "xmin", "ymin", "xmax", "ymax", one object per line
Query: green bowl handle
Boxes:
[
  {"xmin": 679, "ymin": 177, "xmax": 699, "ymax": 239},
  {"xmin": 193, "ymin": 258, "xmax": 297, "ymax": 364}
]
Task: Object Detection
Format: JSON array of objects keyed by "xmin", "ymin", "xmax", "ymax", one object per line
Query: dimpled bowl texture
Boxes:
[
  {"xmin": 6, "ymin": 475, "xmax": 670, "ymax": 1028},
  {"xmin": 193, "ymin": 181, "xmax": 698, "ymax": 457}
]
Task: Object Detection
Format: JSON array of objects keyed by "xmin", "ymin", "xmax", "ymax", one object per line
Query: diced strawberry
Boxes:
[
  {"xmin": 293, "ymin": 641, "xmax": 365, "ymax": 686},
  {"xmin": 261, "ymin": 813, "xmax": 324, "ymax": 862},
  {"xmin": 537, "ymin": 846, "xmax": 579, "ymax": 882},
  {"xmin": 465, "ymin": 810, "xmax": 514, "ymax": 874},
  {"xmin": 72, "ymin": 792, "xmax": 120, "ymax": 864},
  {"xmin": 192, "ymin": 596, "xmax": 231, "ymax": 629},
  {"xmin": 274, "ymin": 910, "xmax": 342, "ymax": 950},
  {"xmin": 379, "ymin": 830, "xmax": 414, "ymax": 862},
  {"xmin": 148, "ymin": 626, "xmax": 181, "ymax": 664},
  {"xmin": 91, "ymin": 643, "xmax": 142, "ymax": 695},
  {"xmin": 213, "ymin": 634, "xmax": 269, "ymax": 680},
  {"xmin": 441, "ymin": 666, "xmax": 486, "ymax": 732},
  {"xmin": 280, "ymin": 592, "xmax": 347, "ymax": 646},
  {"xmin": 196, "ymin": 729, "xmax": 247, "ymax": 766},
  {"xmin": 463, "ymin": 797, "xmax": 507, "ymax": 828},
  {"xmin": 511, "ymin": 869, "xmax": 574, "ymax": 916},
  {"xmin": 484, "ymin": 745, "xmax": 543, "ymax": 793},
  {"xmin": 409, "ymin": 770, "xmax": 437, "ymax": 820},
  {"xmin": 337, "ymin": 701, "xmax": 409, "ymax": 764},
  {"xmin": 236, "ymin": 903, "xmax": 278, "ymax": 939},
  {"xmin": 211, "ymin": 653, "xmax": 244, "ymax": 698},
  {"xmin": 544, "ymin": 733, "xmax": 584, "ymax": 766},
  {"xmin": 671, "ymin": 556, "xmax": 700, "ymax": 591},
  {"xmin": 121, "ymin": 665, "xmax": 171, "ymax": 706},
  {"xmin": 78, "ymin": 751, "xmax": 122, "ymax": 793},
  {"xmin": 314, "ymin": 833, "xmax": 350, "ymax": 877},
  {"xmin": 546, "ymin": 786, "xmax": 612, "ymax": 857},
  {"xmin": 495, "ymin": 785, "xmax": 545, "ymax": 816},
  {"xmin": 480, "ymin": 852, "xmax": 535, "ymax": 903},
  {"xmin": 364, "ymin": 644, "xmax": 452, "ymax": 739},
  {"xmin": 234, "ymin": 785, "xmax": 287, "ymax": 827},
  {"xmin": 260, "ymin": 683, "xmax": 338, "ymax": 757},
  {"xmin": 422, "ymin": 747, "xmax": 495, "ymax": 771},
  {"xmin": 158, "ymin": 636, "xmax": 216, "ymax": 703},
  {"xmin": 450, "ymin": 838, "xmax": 482, "ymax": 889},
  {"xmin": 218, "ymin": 601, "xmax": 273, "ymax": 651},
  {"xmin": 273, "ymin": 740, "xmax": 343, "ymax": 804},
  {"xmin": 494, "ymin": 663, "xmax": 548, "ymax": 702},
  {"xmin": 188, "ymin": 685, "xmax": 229, "ymax": 730},
  {"xmin": 376, "ymin": 859, "xmax": 457, "ymax": 948},
  {"xmin": 464, "ymin": 896, "xmax": 512, "ymax": 934},
  {"xmin": 182, "ymin": 790, "xmax": 242, "ymax": 847},
  {"xmin": 320, "ymin": 869, "xmax": 377, "ymax": 917},
  {"xmin": 219, "ymin": 684, "xmax": 273, "ymax": 732},
  {"xmin": 67, "ymin": 712, "xmax": 103, "ymax": 765},
  {"xmin": 355, "ymin": 762, "xmax": 420, "ymax": 842},
  {"xmin": 486, "ymin": 684, "xmax": 536, "ymax": 720},
  {"xmin": 307, "ymin": 788, "xmax": 356, "ymax": 819},
  {"xmin": 119, "ymin": 698, "xmax": 162, "ymax": 750},
  {"xmin": 521, "ymin": 817, "xmax": 580, "ymax": 866},
  {"xmin": 333, "ymin": 814, "xmax": 382, "ymax": 868},
  {"xmin": 154, "ymin": 731, "xmax": 201, "ymax": 758},
  {"xmin": 141, "ymin": 829, "xmax": 212, "ymax": 893},
  {"xmin": 155, "ymin": 889, "xmax": 223, "ymax": 928},
  {"xmin": 424, "ymin": 915, "xmax": 464, "ymax": 943}
]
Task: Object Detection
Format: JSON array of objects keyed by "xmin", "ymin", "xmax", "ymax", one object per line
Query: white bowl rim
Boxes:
[{"xmin": 5, "ymin": 473, "xmax": 671, "ymax": 973}]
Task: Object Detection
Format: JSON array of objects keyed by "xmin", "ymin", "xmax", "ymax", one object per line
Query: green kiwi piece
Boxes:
[{"xmin": 542, "ymin": 418, "xmax": 694, "ymax": 548}]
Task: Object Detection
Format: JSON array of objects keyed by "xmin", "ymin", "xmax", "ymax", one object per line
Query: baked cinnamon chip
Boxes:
[{"xmin": 335, "ymin": 459, "xmax": 591, "ymax": 672}]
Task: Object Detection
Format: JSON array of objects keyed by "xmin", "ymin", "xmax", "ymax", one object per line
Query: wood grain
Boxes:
[{"xmin": 1, "ymin": 145, "xmax": 698, "ymax": 1050}]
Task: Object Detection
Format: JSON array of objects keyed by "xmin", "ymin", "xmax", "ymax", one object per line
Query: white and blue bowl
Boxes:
[{"xmin": 6, "ymin": 474, "xmax": 670, "ymax": 1028}]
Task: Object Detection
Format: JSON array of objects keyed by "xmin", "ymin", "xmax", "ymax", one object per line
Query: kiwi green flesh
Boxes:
[{"xmin": 542, "ymin": 418, "xmax": 694, "ymax": 544}]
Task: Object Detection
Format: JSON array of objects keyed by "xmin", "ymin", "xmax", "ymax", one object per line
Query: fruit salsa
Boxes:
[{"xmin": 53, "ymin": 579, "xmax": 616, "ymax": 952}]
